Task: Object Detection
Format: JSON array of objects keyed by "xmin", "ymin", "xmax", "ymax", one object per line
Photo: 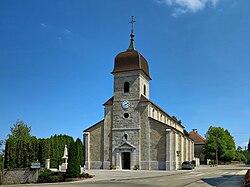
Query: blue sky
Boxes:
[{"xmin": 0, "ymin": 0, "xmax": 250, "ymax": 149}]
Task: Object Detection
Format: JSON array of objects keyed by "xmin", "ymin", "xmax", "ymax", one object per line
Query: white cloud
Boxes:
[
  {"xmin": 238, "ymin": 141, "xmax": 248, "ymax": 149},
  {"xmin": 65, "ymin": 29, "xmax": 71, "ymax": 33},
  {"xmin": 40, "ymin": 23, "xmax": 47, "ymax": 28},
  {"xmin": 156, "ymin": 0, "xmax": 219, "ymax": 17},
  {"xmin": 172, "ymin": 7, "xmax": 187, "ymax": 17}
]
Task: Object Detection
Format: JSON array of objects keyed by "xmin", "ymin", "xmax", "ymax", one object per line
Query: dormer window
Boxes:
[{"xmin": 124, "ymin": 82, "xmax": 130, "ymax": 93}]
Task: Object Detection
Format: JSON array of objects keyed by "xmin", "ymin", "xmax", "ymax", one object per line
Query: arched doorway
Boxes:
[{"xmin": 122, "ymin": 152, "xmax": 130, "ymax": 169}]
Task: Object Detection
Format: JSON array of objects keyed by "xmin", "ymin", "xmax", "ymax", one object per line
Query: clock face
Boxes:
[{"xmin": 122, "ymin": 100, "xmax": 130, "ymax": 109}]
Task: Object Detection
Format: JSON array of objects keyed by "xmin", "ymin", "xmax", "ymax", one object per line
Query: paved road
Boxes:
[{"xmin": 2, "ymin": 165, "xmax": 249, "ymax": 187}]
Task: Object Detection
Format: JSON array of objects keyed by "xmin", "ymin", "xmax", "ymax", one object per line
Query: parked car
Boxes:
[{"xmin": 182, "ymin": 161, "xmax": 194, "ymax": 170}]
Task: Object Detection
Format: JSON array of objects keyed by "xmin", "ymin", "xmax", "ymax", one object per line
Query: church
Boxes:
[{"xmin": 83, "ymin": 19, "xmax": 194, "ymax": 170}]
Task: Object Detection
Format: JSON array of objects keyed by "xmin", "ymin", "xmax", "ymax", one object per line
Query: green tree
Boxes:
[
  {"xmin": 237, "ymin": 146, "xmax": 242, "ymax": 152},
  {"xmin": 235, "ymin": 151, "xmax": 247, "ymax": 163},
  {"xmin": 204, "ymin": 126, "xmax": 236, "ymax": 164},
  {"xmin": 66, "ymin": 141, "xmax": 80, "ymax": 178},
  {"xmin": 38, "ymin": 138, "xmax": 52, "ymax": 167},
  {"xmin": 75, "ymin": 138, "xmax": 84, "ymax": 166},
  {"xmin": 47, "ymin": 134, "xmax": 74, "ymax": 168},
  {"xmin": 4, "ymin": 120, "xmax": 75, "ymax": 169},
  {"xmin": 9, "ymin": 120, "xmax": 31, "ymax": 139},
  {"xmin": 5, "ymin": 137, "xmax": 18, "ymax": 168},
  {"xmin": 242, "ymin": 150, "xmax": 250, "ymax": 164},
  {"xmin": 4, "ymin": 120, "xmax": 39, "ymax": 168}
]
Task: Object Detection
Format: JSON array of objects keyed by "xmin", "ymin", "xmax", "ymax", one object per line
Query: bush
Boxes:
[
  {"xmin": 66, "ymin": 141, "xmax": 80, "ymax": 178},
  {"xmin": 78, "ymin": 172, "xmax": 94, "ymax": 179},
  {"xmin": 37, "ymin": 169, "xmax": 65, "ymax": 183}
]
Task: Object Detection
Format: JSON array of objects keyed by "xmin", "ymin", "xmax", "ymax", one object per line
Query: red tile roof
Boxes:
[
  {"xmin": 189, "ymin": 131, "xmax": 206, "ymax": 145},
  {"xmin": 103, "ymin": 96, "xmax": 113, "ymax": 106}
]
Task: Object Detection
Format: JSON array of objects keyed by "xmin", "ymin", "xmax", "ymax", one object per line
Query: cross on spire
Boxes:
[
  {"xmin": 129, "ymin": 16, "xmax": 136, "ymax": 34},
  {"xmin": 127, "ymin": 16, "xmax": 136, "ymax": 51}
]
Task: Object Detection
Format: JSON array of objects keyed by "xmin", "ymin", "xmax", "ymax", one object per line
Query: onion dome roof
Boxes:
[{"xmin": 112, "ymin": 33, "xmax": 151, "ymax": 79}]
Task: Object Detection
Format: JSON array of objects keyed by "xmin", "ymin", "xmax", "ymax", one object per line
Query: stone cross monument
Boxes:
[{"xmin": 61, "ymin": 145, "xmax": 68, "ymax": 171}]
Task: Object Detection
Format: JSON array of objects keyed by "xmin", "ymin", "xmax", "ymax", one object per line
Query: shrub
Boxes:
[
  {"xmin": 37, "ymin": 169, "xmax": 65, "ymax": 183},
  {"xmin": 78, "ymin": 172, "xmax": 94, "ymax": 179},
  {"xmin": 66, "ymin": 140, "xmax": 81, "ymax": 178}
]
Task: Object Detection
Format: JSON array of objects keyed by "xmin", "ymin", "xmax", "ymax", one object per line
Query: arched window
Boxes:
[
  {"xmin": 122, "ymin": 133, "xmax": 128, "ymax": 141},
  {"xmin": 144, "ymin": 85, "xmax": 146, "ymax": 95},
  {"xmin": 124, "ymin": 82, "xmax": 129, "ymax": 93},
  {"xmin": 124, "ymin": 133, "xmax": 128, "ymax": 140}
]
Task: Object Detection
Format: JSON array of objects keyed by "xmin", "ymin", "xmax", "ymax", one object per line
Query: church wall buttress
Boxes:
[
  {"xmin": 84, "ymin": 132, "xmax": 90, "ymax": 169},
  {"xmin": 140, "ymin": 104, "xmax": 150, "ymax": 169},
  {"xmin": 88, "ymin": 122, "xmax": 103, "ymax": 169},
  {"xmin": 149, "ymin": 119, "xmax": 166, "ymax": 170},
  {"xmin": 103, "ymin": 105, "xmax": 112, "ymax": 169}
]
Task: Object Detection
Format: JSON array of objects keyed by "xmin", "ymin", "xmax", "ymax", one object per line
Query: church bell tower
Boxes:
[{"xmin": 110, "ymin": 16, "xmax": 151, "ymax": 169}]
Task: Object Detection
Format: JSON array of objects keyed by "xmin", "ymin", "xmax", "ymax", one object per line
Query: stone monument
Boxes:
[{"xmin": 60, "ymin": 145, "xmax": 68, "ymax": 171}]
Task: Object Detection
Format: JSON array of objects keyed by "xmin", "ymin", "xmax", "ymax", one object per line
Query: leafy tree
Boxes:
[
  {"xmin": 75, "ymin": 138, "xmax": 84, "ymax": 166},
  {"xmin": 38, "ymin": 135, "xmax": 74, "ymax": 168},
  {"xmin": 48, "ymin": 134, "xmax": 74, "ymax": 168},
  {"xmin": 235, "ymin": 151, "xmax": 247, "ymax": 163},
  {"xmin": 242, "ymin": 150, "xmax": 250, "ymax": 164},
  {"xmin": 204, "ymin": 126, "xmax": 236, "ymax": 164},
  {"xmin": 4, "ymin": 120, "xmax": 38, "ymax": 168},
  {"xmin": 9, "ymin": 120, "xmax": 31, "ymax": 139},
  {"xmin": 66, "ymin": 141, "xmax": 80, "ymax": 178},
  {"xmin": 38, "ymin": 138, "xmax": 51, "ymax": 167},
  {"xmin": 4, "ymin": 120, "xmax": 75, "ymax": 169},
  {"xmin": 237, "ymin": 146, "xmax": 242, "ymax": 152},
  {"xmin": 221, "ymin": 149, "xmax": 236, "ymax": 162}
]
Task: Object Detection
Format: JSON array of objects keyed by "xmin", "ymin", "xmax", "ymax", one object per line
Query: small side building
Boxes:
[{"xmin": 189, "ymin": 129, "xmax": 206, "ymax": 165}]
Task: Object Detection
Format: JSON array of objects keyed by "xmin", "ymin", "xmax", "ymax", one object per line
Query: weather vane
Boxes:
[{"xmin": 129, "ymin": 16, "xmax": 136, "ymax": 34}]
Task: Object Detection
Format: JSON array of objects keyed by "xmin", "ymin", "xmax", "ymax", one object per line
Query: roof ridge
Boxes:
[{"xmin": 189, "ymin": 131, "xmax": 206, "ymax": 144}]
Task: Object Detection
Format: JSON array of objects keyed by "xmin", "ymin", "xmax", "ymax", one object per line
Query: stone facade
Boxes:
[{"xmin": 83, "ymin": 33, "xmax": 194, "ymax": 170}]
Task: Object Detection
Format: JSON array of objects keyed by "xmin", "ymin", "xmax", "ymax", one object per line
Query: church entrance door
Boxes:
[{"xmin": 122, "ymin": 152, "xmax": 130, "ymax": 169}]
